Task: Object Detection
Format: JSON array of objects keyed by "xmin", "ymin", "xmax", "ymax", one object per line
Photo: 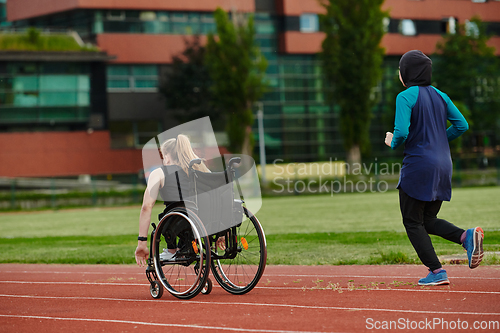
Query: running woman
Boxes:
[{"xmin": 385, "ymin": 50, "xmax": 484, "ymax": 286}]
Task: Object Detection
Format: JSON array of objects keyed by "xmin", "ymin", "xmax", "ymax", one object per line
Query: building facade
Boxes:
[{"xmin": 3, "ymin": 0, "xmax": 500, "ymax": 176}]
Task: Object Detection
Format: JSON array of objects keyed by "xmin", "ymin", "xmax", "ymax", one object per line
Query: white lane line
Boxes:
[
  {"xmin": 2, "ymin": 270, "xmax": 499, "ymax": 280},
  {"xmin": 1, "ymin": 294, "xmax": 499, "ymax": 316},
  {"xmin": 0, "ymin": 314, "xmax": 327, "ymax": 333},
  {"xmin": 1, "ymin": 281, "xmax": 499, "ymax": 295},
  {"xmin": 0, "ymin": 270, "xmax": 143, "ymax": 275},
  {"xmin": 264, "ymin": 274, "xmax": 500, "ymax": 281},
  {"xmin": 0, "ymin": 280, "xmax": 146, "ymax": 286}
]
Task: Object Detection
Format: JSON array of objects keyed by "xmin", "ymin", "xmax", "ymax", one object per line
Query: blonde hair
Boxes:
[{"xmin": 160, "ymin": 134, "xmax": 210, "ymax": 174}]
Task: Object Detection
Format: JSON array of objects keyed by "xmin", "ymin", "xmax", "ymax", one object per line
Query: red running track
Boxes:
[{"xmin": 0, "ymin": 264, "xmax": 499, "ymax": 332}]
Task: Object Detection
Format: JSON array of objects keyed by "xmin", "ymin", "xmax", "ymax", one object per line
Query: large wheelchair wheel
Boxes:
[
  {"xmin": 210, "ymin": 207, "xmax": 267, "ymax": 295},
  {"xmin": 152, "ymin": 207, "xmax": 210, "ymax": 299}
]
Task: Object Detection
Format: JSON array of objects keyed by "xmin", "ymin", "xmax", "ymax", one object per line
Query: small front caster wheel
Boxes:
[
  {"xmin": 150, "ymin": 280, "xmax": 164, "ymax": 299},
  {"xmin": 201, "ymin": 278, "xmax": 213, "ymax": 295}
]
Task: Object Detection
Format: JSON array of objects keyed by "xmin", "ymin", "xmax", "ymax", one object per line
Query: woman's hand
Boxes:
[
  {"xmin": 385, "ymin": 132, "xmax": 393, "ymax": 147},
  {"xmin": 135, "ymin": 242, "xmax": 149, "ymax": 267}
]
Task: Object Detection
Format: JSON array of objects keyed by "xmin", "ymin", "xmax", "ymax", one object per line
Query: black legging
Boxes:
[{"xmin": 399, "ymin": 189, "xmax": 464, "ymax": 271}]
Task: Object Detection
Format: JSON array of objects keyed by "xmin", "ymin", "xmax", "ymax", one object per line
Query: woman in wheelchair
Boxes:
[
  {"xmin": 135, "ymin": 134, "xmax": 266, "ymax": 299},
  {"xmin": 134, "ymin": 134, "xmax": 210, "ymax": 267}
]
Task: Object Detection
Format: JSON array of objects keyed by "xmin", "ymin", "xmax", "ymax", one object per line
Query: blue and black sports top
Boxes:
[{"xmin": 391, "ymin": 50, "xmax": 468, "ymax": 202}]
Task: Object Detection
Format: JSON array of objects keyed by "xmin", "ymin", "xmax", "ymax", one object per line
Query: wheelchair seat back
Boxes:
[{"xmin": 188, "ymin": 169, "xmax": 242, "ymax": 236}]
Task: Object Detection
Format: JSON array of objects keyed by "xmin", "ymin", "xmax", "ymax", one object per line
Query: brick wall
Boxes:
[{"xmin": 0, "ymin": 131, "xmax": 143, "ymax": 177}]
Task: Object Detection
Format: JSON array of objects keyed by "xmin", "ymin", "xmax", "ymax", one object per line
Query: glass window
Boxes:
[
  {"xmin": 143, "ymin": 20, "xmax": 161, "ymax": 34},
  {"xmin": 104, "ymin": 20, "xmax": 141, "ymax": 33},
  {"xmin": 157, "ymin": 12, "xmax": 172, "ymax": 33},
  {"xmin": 157, "ymin": 12, "xmax": 170, "ymax": 22},
  {"xmin": 0, "ymin": 77, "xmax": 13, "ymax": 90},
  {"xmin": 201, "ymin": 24, "xmax": 215, "ymax": 34},
  {"xmin": 399, "ymin": 19, "xmax": 417, "ymax": 36},
  {"xmin": 73, "ymin": 10, "xmax": 91, "ymax": 36},
  {"xmin": 39, "ymin": 75, "xmax": 78, "ymax": 91},
  {"xmin": 140, "ymin": 11, "xmax": 159, "ymax": 33},
  {"xmin": 125, "ymin": 11, "xmax": 140, "ymax": 19},
  {"xmin": 134, "ymin": 79, "xmax": 158, "ymax": 88},
  {"xmin": 283, "ymin": 105, "xmax": 305, "ymax": 114},
  {"xmin": 201, "ymin": 13, "xmax": 215, "ymax": 34},
  {"xmin": 140, "ymin": 11, "xmax": 156, "ymax": 21},
  {"xmin": 107, "ymin": 79, "xmax": 130, "ymax": 89},
  {"xmin": 107, "ymin": 65, "xmax": 158, "ymax": 91},
  {"xmin": 107, "ymin": 65, "xmax": 129, "ymax": 76},
  {"xmin": 261, "ymin": 91, "xmax": 280, "ymax": 101},
  {"xmin": 107, "ymin": 10, "xmax": 125, "ymax": 21},
  {"xmin": 283, "ymin": 78, "xmax": 303, "ymax": 88},
  {"xmin": 77, "ymin": 76, "xmax": 90, "ymax": 91},
  {"xmin": 0, "ymin": 65, "xmax": 92, "ymax": 124},
  {"xmin": 172, "ymin": 13, "xmax": 187, "ymax": 21},
  {"xmin": 172, "ymin": 13, "xmax": 188, "ymax": 34},
  {"xmin": 267, "ymin": 78, "xmax": 279, "ymax": 88},
  {"xmin": 442, "ymin": 17, "xmax": 456, "ymax": 34},
  {"xmin": 13, "ymin": 93, "xmax": 38, "ymax": 107},
  {"xmin": 0, "ymin": 2, "xmax": 9, "ymax": 27},
  {"xmin": 94, "ymin": 11, "xmax": 104, "ymax": 34},
  {"xmin": 186, "ymin": 13, "xmax": 200, "ymax": 34},
  {"xmin": 284, "ymin": 91, "xmax": 306, "ymax": 101},
  {"xmin": 7, "ymin": 63, "xmax": 37, "ymax": 74},
  {"xmin": 257, "ymin": 38, "xmax": 276, "ymax": 48},
  {"xmin": 39, "ymin": 92, "xmax": 77, "ymax": 106},
  {"xmin": 266, "ymin": 65, "xmax": 279, "ymax": 74},
  {"xmin": 77, "ymin": 92, "xmax": 90, "ymax": 106},
  {"xmin": 0, "ymin": 91, "xmax": 12, "ymax": 105},
  {"xmin": 300, "ymin": 14, "xmax": 319, "ymax": 33},
  {"xmin": 309, "ymin": 106, "xmax": 329, "ymax": 114},
  {"xmin": 256, "ymin": 22, "xmax": 275, "ymax": 34},
  {"xmin": 282, "ymin": 64, "xmax": 302, "ymax": 74},
  {"xmin": 132, "ymin": 65, "xmax": 157, "ymax": 76},
  {"xmin": 13, "ymin": 76, "xmax": 38, "ymax": 91},
  {"xmin": 383, "ymin": 17, "xmax": 390, "ymax": 33}
]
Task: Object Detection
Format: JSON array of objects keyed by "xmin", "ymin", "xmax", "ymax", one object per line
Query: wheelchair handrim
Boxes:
[
  {"xmin": 212, "ymin": 207, "xmax": 267, "ymax": 292},
  {"xmin": 153, "ymin": 211, "xmax": 205, "ymax": 296}
]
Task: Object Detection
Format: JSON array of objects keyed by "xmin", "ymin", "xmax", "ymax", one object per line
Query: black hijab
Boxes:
[{"xmin": 399, "ymin": 50, "xmax": 432, "ymax": 87}]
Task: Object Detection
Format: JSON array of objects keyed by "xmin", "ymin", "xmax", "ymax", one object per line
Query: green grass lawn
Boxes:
[{"xmin": 1, "ymin": 187, "xmax": 499, "ymax": 265}]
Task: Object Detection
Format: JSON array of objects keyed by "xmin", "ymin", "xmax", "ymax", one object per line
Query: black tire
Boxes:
[
  {"xmin": 152, "ymin": 207, "xmax": 210, "ymax": 299},
  {"xmin": 150, "ymin": 280, "xmax": 163, "ymax": 299},
  {"xmin": 201, "ymin": 278, "xmax": 213, "ymax": 295},
  {"xmin": 211, "ymin": 207, "xmax": 267, "ymax": 295}
]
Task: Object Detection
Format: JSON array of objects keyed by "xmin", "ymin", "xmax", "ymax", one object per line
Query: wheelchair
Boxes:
[{"xmin": 145, "ymin": 157, "xmax": 267, "ymax": 299}]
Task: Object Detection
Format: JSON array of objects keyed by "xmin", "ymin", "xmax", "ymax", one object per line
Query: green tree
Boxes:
[
  {"xmin": 319, "ymin": 0, "xmax": 388, "ymax": 165},
  {"xmin": 205, "ymin": 8, "xmax": 268, "ymax": 155},
  {"xmin": 381, "ymin": 65, "xmax": 405, "ymax": 134},
  {"xmin": 160, "ymin": 36, "xmax": 220, "ymax": 124},
  {"xmin": 433, "ymin": 17, "xmax": 500, "ymax": 135}
]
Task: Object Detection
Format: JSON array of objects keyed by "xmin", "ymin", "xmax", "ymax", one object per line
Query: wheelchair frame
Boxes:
[{"xmin": 145, "ymin": 157, "xmax": 267, "ymax": 299}]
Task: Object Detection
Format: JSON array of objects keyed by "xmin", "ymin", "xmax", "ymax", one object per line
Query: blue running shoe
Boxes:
[
  {"xmin": 462, "ymin": 227, "xmax": 484, "ymax": 269},
  {"xmin": 418, "ymin": 270, "xmax": 450, "ymax": 286}
]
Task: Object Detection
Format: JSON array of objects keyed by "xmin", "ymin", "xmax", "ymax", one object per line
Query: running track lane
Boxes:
[{"xmin": 0, "ymin": 264, "xmax": 499, "ymax": 333}]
